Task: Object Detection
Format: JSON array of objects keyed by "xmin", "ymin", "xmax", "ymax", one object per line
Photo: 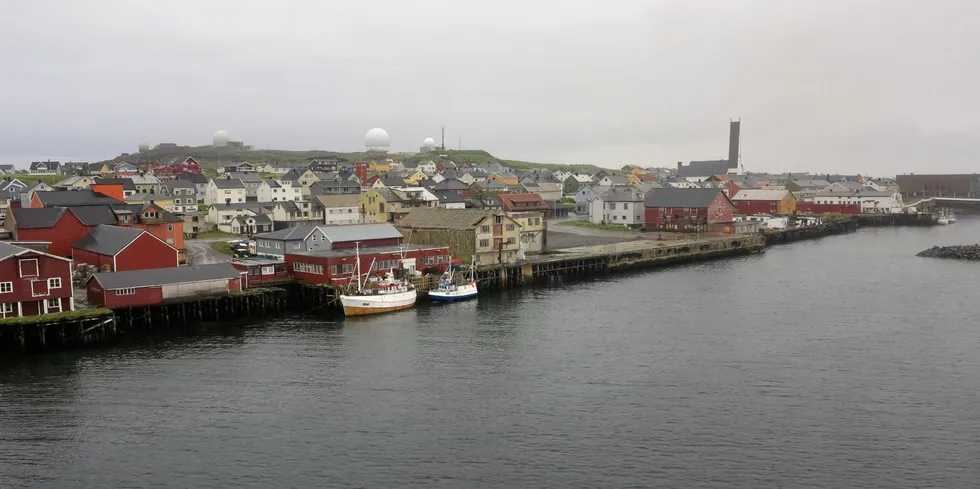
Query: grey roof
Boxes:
[
  {"xmin": 433, "ymin": 190, "xmax": 466, "ymax": 204},
  {"xmin": 232, "ymin": 213, "xmax": 273, "ymax": 225},
  {"xmin": 209, "ymin": 203, "xmax": 269, "ymax": 212},
  {"xmin": 181, "ymin": 173, "xmax": 208, "ymax": 184},
  {"xmin": 379, "ymin": 174, "xmax": 407, "ymax": 186},
  {"xmin": 676, "ymin": 160, "xmax": 734, "ymax": 178},
  {"xmin": 95, "ymin": 178, "xmax": 137, "ymax": 190},
  {"xmin": 90, "ymin": 263, "xmax": 241, "ymax": 290},
  {"xmin": 0, "ymin": 241, "xmax": 30, "ymax": 261},
  {"xmin": 254, "ymin": 225, "xmax": 318, "ymax": 241},
  {"xmin": 224, "ymin": 172, "xmax": 262, "ymax": 183},
  {"xmin": 473, "ymin": 180, "xmax": 506, "ymax": 190},
  {"xmin": 602, "ymin": 175, "xmax": 629, "ymax": 184},
  {"xmin": 434, "ymin": 178, "xmax": 469, "ymax": 190},
  {"xmin": 11, "ymin": 207, "xmax": 65, "ymax": 229},
  {"xmin": 69, "ymin": 205, "xmax": 119, "ymax": 225},
  {"xmin": 72, "ymin": 225, "xmax": 147, "ymax": 256},
  {"xmin": 275, "ymin": 200, "xmax": 300, "ymax": 213},
  {"xmin": 211, "ymin": 178, "xmax": 245, "ymax": 189},
  {"xmin": 30, "ymin": 161, "xmax": 61, "ymax": 171},
  {"xmin": 643, "ymin": 188, "xmax": 727, "ymax": 208},
  {"xmin": 597, "ymin": 186, "xmax": 645, "ymax": 203},
  {"xmin": 320, "ymin": 223, "xmax": 402, "ymax": 243},
  {"xmin": 790, "ymin": 179, "xmax": 832, "ymax": 188},
  {"xmin": 35, "ymin": 190, "xmax": 120, "ymax": 207},
  {"xmin": 263, "ymin": 179, "xmax": 282, "ymax": 188},
  {"xmin": 397, "ymin": 208, "xmax": 498, "ymax": 230},
  {"xmin": 164, "ymin": 179, "xmax": 195, "ymax": 189}
]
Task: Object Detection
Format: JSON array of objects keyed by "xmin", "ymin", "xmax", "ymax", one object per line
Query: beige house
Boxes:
[
  {"xmin": 395, "ymin": 208, "xmax": 522, "ymax": 266},
  {"xmin": 506, "ymin": 211, "xmax": 546, "ymax": 256}
]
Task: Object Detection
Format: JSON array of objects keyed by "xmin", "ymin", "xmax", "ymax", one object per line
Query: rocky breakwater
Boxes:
[{"xmin": 916, "ymin": 244, "xmax": 980, "ymax": 261}]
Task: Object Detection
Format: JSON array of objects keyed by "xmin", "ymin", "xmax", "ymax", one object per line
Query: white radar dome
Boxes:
[
  {"xmin": 422, "ymin": 137, "xmax": 437, "ymax": 149},
  {"xmin": 213, "ymin": 130, "xmax": 231, "ymax": 147},
  {"xmin": 364, "ymin": 128, "xmax": 390, "ymax": 151}
]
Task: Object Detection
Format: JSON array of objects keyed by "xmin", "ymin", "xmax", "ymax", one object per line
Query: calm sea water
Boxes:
[{"xmin": 3, "ymin": 220, "xmax": 980, "ymax": 488}]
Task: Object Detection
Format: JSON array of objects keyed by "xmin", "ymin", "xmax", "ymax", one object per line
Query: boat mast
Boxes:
[{"xmin": 355, "ymin": 242, "xmax": 362, "ymax": 292}]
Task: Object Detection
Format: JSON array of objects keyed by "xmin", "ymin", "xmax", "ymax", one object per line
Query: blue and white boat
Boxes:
[{"xmin": 429, "ymin": 264, "xmax": 478, "ymax": 302}]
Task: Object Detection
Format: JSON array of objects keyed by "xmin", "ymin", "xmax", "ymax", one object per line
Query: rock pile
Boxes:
[{"xmin": 916, "ymin": 245, "xmax": 980, "ymax": 261}]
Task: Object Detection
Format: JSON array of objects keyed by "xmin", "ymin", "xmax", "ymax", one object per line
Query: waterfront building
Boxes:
[
  {"xmin": 72, "ymin": 225, "xmax": 179, "ymax": 272},
  {"xmin": 286, "ymin": 244, "xmax": 451, "ymax": 286},
  {"xmin": 731, "ymin": 189, "xmax": 797, "ymax": 215},
  {"xmin": 505, "ymin": 211, "xmax": 546, "ymax": 256},
  {"xmin": 643, "ymin": 188, "xmax": 734, "ymax": 232},
  {"xmin": 253, "ymin": 223, "xmax": 403, "ymax": 259},
  {"xmin": 588, "ymin": 186, "xmax": 646, "ymax": 226},
  {"xmin": 0, "ymin": 241, "xmax": 73, "ymax": 317},
  {"xmin": 395, "ymin": 208, "xmax": 522, "ymax": 266},
  {"xmin": 806, "ymin": 188, "xmax": 903, "ymax": 213},
  {"xmin": 86, "ymin": 263, "xmax": 244, "ymax": 308},
  {"xmin": 895, "ymin": 174, "xmax": 980, "ymax": 198},
  {"xmin": 497, "ymin": 193, "xmax": 552, "ymax": 217}
]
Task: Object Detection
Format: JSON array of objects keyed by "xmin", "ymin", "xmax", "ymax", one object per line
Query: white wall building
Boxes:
[
  {"xmin": 807, "ymin": 189, "xmax": 904, "ymax": 213},
  {"xmin": 587, "ymin": 186, "xmax": 646, "ymax": 226},
  {"xmin": 257, "ymin": 179, "xmax": 302, "ymax": 203},
  {"xmin": 205, "ymin": 178, "xmax": 246, "ymax": 205},
  {"xmin": 315, "ymin": 195, "xmax": 362, "ymax": 225}
]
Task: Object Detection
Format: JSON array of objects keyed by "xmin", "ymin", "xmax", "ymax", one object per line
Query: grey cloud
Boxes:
[{"xmin": 2, "ymin": 0, "xmax": 979, "ymax": 174}]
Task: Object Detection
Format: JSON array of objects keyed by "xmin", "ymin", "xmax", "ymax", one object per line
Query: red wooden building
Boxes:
[
  {"xmin": 231, "ymin": 258, "xmax": 292, "ymax": 286},
  {"xmin": 0, "ymin": 241, "xmax": 74, "ymax": 318},
  {"xmin": 72, "ymin": 225, "xmax": 179, "ymax": 272},
  {"xmin": 644, "ymin": 188, "xmax": 734, "ymax": 232},
  {"xmin": 8, "ymin": 206, "xmax": 118, "ymax": 257},
  {"xmin": 153, "ymin": 157, "xmax": 203, "ymax": 176},
  {"xmin": 86, "ymin": 263, "xmax": 244, "ymax": 308},
  {"xmin": 286, "ymin": 244, "xmax": 450, "ymax": 286},
  {"xmin": 795, "ymin": 202, "xmax": 861, "ymax": 214},
  {"xmin": 497, "ymin": 193, "xmax": 552, "ymax": 216}
]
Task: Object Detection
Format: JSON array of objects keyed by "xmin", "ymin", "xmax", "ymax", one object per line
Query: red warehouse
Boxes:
[
  {"xmin": 231, "ymin": 258, "xmax": 292, "ymax": 287},
  {"xmin": 72, "ymin": 225, "xmax": 179, "ymax": 272},
  {"xmin": 8, "ymin": 206, "xmax": 117, "ymax": 257},
  {"xmin": 286, "ymin": 244, "xmax": 450, "ymax": 286},
  {"xmin": 86, "ymin": 263, "xmax": 245, "ymax": 309},
  {"xmin": 0, "ymin": 241, "xmax": 74, "ymax": 318},
  {"xmin": 644, "ymin": 188, "xmax": 734, "ymax": 232},
  {"xmin": 731, "ymin": 189, "xmax": 797, "ymax": 215}
]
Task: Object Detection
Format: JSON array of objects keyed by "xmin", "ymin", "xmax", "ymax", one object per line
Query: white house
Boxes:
[
  {"xmin": 256, "ymin": 162, "xmax": 294, "ymax": 174},
  {"xmin": 206, "ymin": 203, "xmax": 270, "ymax": 227},
  {"xmin": 807, "ymin": 189, "xmax": 904, "ymax": 213},
  {"xmin": 587, "ymin": 186, "xmax": 645, "ymax": 226},
  {"xmin": 205, "ymin": 178, "xmax": 246, "ymax": 205},
  {"xmin": 257, "ymin": 179, "xmax": 302, "ymax": 203},
  {"xmin": 598, "ymin": 175, "xmax": 630, "ymax": 187},
  {"xmin": 314, "ymin": 195, "xmax": 362, "ymax": 225},
  {"xmin": 164, "ymin": 180, "xmax": 199, "ymax": 213}
]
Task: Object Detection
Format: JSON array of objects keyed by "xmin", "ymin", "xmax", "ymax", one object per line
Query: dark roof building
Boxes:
[
  {"xmin": 86, "ymin": 263, "xmax": 244, "ymax": 308},
  {"xmin": 72, "ymin": 224, "xmax": 179, "ymax": 272}
]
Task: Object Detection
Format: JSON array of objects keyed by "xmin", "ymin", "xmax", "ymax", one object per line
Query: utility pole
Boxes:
[{"xmin": 441, "ymin": 124, "xmax": 446, "ymax": 151}]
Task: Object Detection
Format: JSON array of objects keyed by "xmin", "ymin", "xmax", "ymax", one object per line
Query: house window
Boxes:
[
  {"xmin": 167, "ymin": 224, "xmax": 174, "ymax": 232},
  {"xmin": 479, "ymin": 239, "xmax": 490, "ymax": 247},
  {"xmin": 506, "ymin": 237, "xmax": 516, "ymax": 245},
  {"xmin": 506, "ymin": 224, "xmax": 515, "ymax": 231},
  {"xmin": 47, "ymin": 277, "xmax": 61, "ymax": 289},
  {"xmin": 0, "ymin": 282, "xmax": 11, "ymax": 293},
  {"xmin": 167, "ymin": 238, "xmax": 175, "ymax": 245},
  {"xmin": 293, "ymin": 242, "xmax": 302, "ymax": 249},
  {"xmin": 0, "ymin": 302, "xmax": 13, "ymax": 318},
  {"xmin": 18, "ymin": 259, "xmax": 38, "ymax": 278},
  {"xmin": 275, "ymin": 242, "xmax": 282, "ymax": 249},
  {"xmin": 481, "ymin": 225, "xmax": 491, "ymax": 233},
  {"xmin": 46, "ymin": 298, "xmax": 61, "ymax": 312},
  {"xmin": 117, "ymin": 288, "xmax": 136, "ymax": 296},
  {"xmin": 622, "ymin": 215, "xmax": 626, "ymax": 221}
]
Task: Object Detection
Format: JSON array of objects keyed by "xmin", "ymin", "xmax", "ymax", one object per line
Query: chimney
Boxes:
[{"xmin": 728, "ymin": 120, "xmax": 740, "ymax": 169}]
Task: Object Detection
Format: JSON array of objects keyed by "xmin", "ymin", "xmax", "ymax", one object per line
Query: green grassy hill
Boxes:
[{"xmin": 95, "ymin": 146, "xmax": 602, "ymax": 173}]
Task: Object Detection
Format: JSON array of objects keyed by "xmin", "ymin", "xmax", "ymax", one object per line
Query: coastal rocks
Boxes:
[{"xmin": 916, "ymin": 245, "xmax": 980, "ymax": 261}]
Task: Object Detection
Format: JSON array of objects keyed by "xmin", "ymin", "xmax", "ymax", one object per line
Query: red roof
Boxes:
[
  {"xmin": 712, "ymin": 174, "xmax": 732, "ymax": 181},
  {"xmin": 497, "ymin": 193, "xmax": 550, "ymax": 211}
]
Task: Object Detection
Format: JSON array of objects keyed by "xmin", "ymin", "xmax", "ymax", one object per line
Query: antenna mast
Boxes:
[{"xmin": 441, "ymin": 124, "xmax": 446, "ymax": 151}]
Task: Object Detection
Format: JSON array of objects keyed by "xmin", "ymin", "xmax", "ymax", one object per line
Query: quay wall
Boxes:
[{"xmin": 1, "ymin": 288, "xmax": 288, "ymax": 354}]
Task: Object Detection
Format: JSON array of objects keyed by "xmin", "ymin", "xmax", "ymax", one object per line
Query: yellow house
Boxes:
[
  {"xmin": 630, "ymin": 168, "xmax": 646, "ymax": 176},
  {"xmin": 626, "ymin": 174, "xmax": 641, "ymax": 185},
  {"xmin": 402, "ymin": 169, "xmax": 428, "ymax": 185},
  {"xmin": 125, "ymin": 194, "xmax": 175, "ymax": 212},
  {"xmin": 359, "ymin": 188, "xmax": 392, "ymax": 223},
  {"xmin": 506, "ymin": 211, "xmax": 546, "ymax": 255},
  {"xmin": 96, "ymin": 164, "xmax": 114, "ymax": 175},
  {"xmin": 488, "ymin": 172, "xmax": 519, "ymax": 185},
  {"xmin": 368, "ymin": 161, "xmax": 391, "ymax": 173}
]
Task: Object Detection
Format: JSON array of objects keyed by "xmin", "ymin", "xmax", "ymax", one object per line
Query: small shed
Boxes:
[
  {"xmin": 86, "ymin": 263, "xmax": 245, "ymax": 308},
  {"xmin": 72, "ymin": 224, "xmax": 180, "ymax": 272}
]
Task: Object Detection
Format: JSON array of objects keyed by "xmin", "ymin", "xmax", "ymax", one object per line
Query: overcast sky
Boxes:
[{"xmin": 2, "ymin": 0, "xmax": 978, "ymax": 174}]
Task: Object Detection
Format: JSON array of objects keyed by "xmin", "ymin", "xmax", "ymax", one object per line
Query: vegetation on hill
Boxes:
[{"xmin": 93, "ymin": 145, "xmax": 601, "ymax": 173}]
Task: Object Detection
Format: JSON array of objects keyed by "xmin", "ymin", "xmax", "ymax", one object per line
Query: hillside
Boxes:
[{"xmin": 95, "ymin": 146, "xmax": 601, "ymax": 173}]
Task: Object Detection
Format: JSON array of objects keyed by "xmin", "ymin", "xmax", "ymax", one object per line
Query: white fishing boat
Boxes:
[
  {"xmin": 339, "ymin": 244, "xmax": 416, "ymax": 316},
  {"xmin": 938, "ymin": 209, "xmax": 950, "ymax": 225},
  {"xmin": 429, "ymin": 259, "xmax": 478, "ymax": 302},
  {"xmin": 947, "ymin": 211, "xmax": 956, "ymax": 224}
]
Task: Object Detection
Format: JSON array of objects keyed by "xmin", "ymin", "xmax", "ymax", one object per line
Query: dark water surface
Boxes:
[{"xmin": 3, "ymin": 220, "xmax": 980, "ymax": 488}]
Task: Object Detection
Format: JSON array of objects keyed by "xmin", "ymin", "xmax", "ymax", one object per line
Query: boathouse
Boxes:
[
  {"xmin": 86, "ymin": 263, "xmax": 245, "ymax": 308},
  {"xmin": 231, "ymin": 258, "xmax": 291, "ymax": 286},
  {"xmin": 72, "ymin": 224, "xmax": 179, "ymax": 272},
  {"xmin": 731, "ymin": 189, "xmax": 797, "ymax": 215},
  {"xmin": 0, "ymin": 241, "xmax": 74, "ymax": 318},
  {"xmin": 285, "ymin": 244, "xmax": 450, "ymax": 285},
  {"xmin": 643, "ymin": 188, "xmax": 734, "ymax": 232}
]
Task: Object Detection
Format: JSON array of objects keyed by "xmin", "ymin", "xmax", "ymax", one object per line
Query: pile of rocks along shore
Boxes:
[{"xmin": 916, "ymin": 244, "xmax": 980, "ymax": 260}]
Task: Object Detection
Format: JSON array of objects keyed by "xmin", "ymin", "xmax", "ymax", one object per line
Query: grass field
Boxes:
[
  {"xmin": 558, "ymin": 220, "xmax": 638, "ymax": 232},
  {"xmin": 210, "ymin": 241, "xmax": 237, "ymax": 256},
  {"xmin": 0, "ymin": 307, "xmax": 113, "ymax": 326}
]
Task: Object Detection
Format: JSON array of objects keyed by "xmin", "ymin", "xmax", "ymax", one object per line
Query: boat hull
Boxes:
[
  {"xmin": 429, "ymin": 284, "xmax": 479, "ymax": 302},
  {"xmin": 340, "ymin": 290, "xmax": 417, "ymax": 316}
]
